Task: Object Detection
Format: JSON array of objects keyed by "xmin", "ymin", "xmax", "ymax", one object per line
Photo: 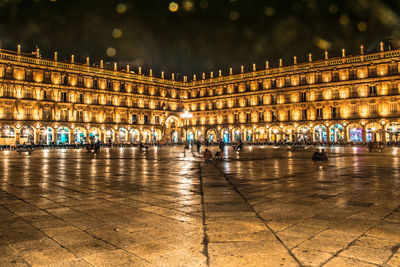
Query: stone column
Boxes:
[
  {"xmin": 35, "ymin": 131, "xmax": 40, "ymax": 145},
  {"xmin": 362, "ymin": 126, "xmax": 366, "ymax": 142},
  {"xmin": 15, "ymin": 130, "xmax": 20, "ymax": 145},
  {"xmin": 69, "ymin": 132, "xmax": 73, "ymax": 144},
  {"xmin": 327, "ymin": 127, "xmax": 331, "ymax": 142},
  {"xmin": 100, "ymin": 132, "xmax": 105, "ymax": 143},
  {"xmin": 343, "ymin": 126, "xmax": 348, "ymax": 142}
]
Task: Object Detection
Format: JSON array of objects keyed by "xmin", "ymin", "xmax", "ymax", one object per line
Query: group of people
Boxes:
[
  {"xmin": 312, "ymin": 149, "xmax": 329, "ymax": 161},
  {"xmin": 87, "ymin": 141, "xmax": 101, "ymax": 153}
]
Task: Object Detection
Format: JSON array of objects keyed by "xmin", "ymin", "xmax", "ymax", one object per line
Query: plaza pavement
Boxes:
[{"xmin": 0, "ymin": 146, "xmax": 400, "ymax": 266}]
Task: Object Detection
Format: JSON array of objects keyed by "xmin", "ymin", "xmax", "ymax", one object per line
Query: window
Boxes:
[
  {"xmin": 132, "ymin": 114, "xmax": 137, "ymax": 124},
  {"xmin": 300, "ymin": 92, "xmax": 307, "ymax": 102},
  {"xmin": 155, "ymin": 116, "xmax": 159, "ymax": 124},
  {"xmin": 316, "ymin": 108, "xmax": 323, "ymax": 120},
  {"xmin": 79, "ymin": 94, "xmax": 84, "ymax": 103},
  {"xmin": 302, "ymin": 109, "xmax": 307, "ymax": 120},
  {"xmin": 24, "ymin": 108, "xmax": 32, "ymax": 120},
  {"xmin": 106, "ymin": 113, "xmax": 113, "ymax": 123},
  {"xmin": 259, "ymin": 112, "xmax": 264, "ymax": 122},
  {"xmin": 42, "ymin": 109, "xmax": 51, "ymax": 121},
  {"xmin": 271, "ymin": 110, "xmax": 277, "ymax": 121},
  {"xmin": 92, "ymin": 79, "xmax": 98, "ymax": 89},
  {"xmin": 61, "ymin": 92, "xmax": 68, "ymax": 102},
  {"xmin": 106, "ymin": 96, "xmax": 112, "ymax": 105},
  {"xmin": 144, "ymin": 115, "xmax": 149, "ymax": 124},
  {"xmin": 246, "ymin": 113, "xmax": 251, "ymax": 122},
  {"xmin": 24, "ymin": 88, "xmax": 33, "ymax": 99},
  {"xmin": 120, "ymin": 83, "xmax": 125, "ymax": 92},
  {"xmin": 4, "ymin": 107, "xmax": 13, "ymax": 119},
  {"xmin": 60, "ymin": 110, "xmax": 68, "ymax": 121},
  {"xmin": 259, "ymin": 81, "xmax": 263, "ymax": 90},
  {"xmin": 245, "ymin": 84, "xmax": 251, "ymax": 91},
  {"xmin": 3, "ymin": 85, "xmax": 13, "ymax": 97},
  {"xmin": 271, "ymin": 95, "xmax": 277, "ymax": 104},
  {"xmin": 369, "ymin": 85, "xmax": 377, "ymax": 96},
  {"xmin": 106, "ymin": 80, "xmax": 112, "ymax": 90},
  {"xmin": 92, "ymin": 95, "xmax": 98, "ymax": 104},
  {"xmin": 76, "ymin": 111, "xmax": 84, "ymax": 122},
  {"xmin": 331, "ymin": 107, "xmax": 339, "ymax": 119}
]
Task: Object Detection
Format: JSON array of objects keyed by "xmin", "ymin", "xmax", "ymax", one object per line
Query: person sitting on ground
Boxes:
[
  {"xmin": 203, "ymin": 148, "xmax": 213, "ymax": 161},
  {"xmin": 312, "ymin": 149, "xmax": 321, "ymax": 161},
  {"xmin": 215, "ymin": 150, "xmax": 223, "ymax": 159},
  {"xmin": 312, "ymin": 149, "xmax": 328, "ymax": 161},
  {"xmin": 320, "ymin": 149, "xmax": 328, "ymax": 161}
]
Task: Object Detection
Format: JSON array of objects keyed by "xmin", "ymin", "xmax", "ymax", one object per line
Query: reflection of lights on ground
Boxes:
[{"xmin": 3, "ymin": 150, "xmax": 9, "ymax": 155}]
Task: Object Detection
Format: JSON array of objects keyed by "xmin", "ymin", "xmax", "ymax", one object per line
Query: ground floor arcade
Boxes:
[{"xmin": 1, "ymin": 119, "xmax": 400, "ymax": 145}]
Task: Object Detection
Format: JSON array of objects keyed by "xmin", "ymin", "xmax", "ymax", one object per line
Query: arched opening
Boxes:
[
  {"xmin": 222, "ymin": 128, "xmax": 231, "ymax": 143},
  {"xmin": 171, "ymin": 130, "xmax": 178, "ymax": 143},
  {"xmin": 118, "ymin": 128, "xmax": 127, "ymax": 143},
  {"xmin": 196, "ymin": 130, "xmax": 203, "ymax": 141},
  {"xmin": 152, "ymin": 129, "xmax": 162, "ymax": 142},
  {"xmin": 255, "ymin": 127, "xmax": 267, "ymax": 142},
  {"xmin": 330, "ymin": 124, "xmax": 344, "ymax": 142},
  {"xmin": 0, "ymin": 125, "xmax": 16, "ymax": 145},
  {"xmin": 20, "ymin": 126, "xmax": 35, "ymax": 144},
  {"xmin": 245, "ymin": 129, "xmax": 253, "ymax": 142},
  {"xmin": 39, "ymin": 127, "xmax": 53, "ymax": 145},
  {"xmin": 314, "ymin": 125, "xmax": 327, "ymax": 142},
  {"xmin": 283, "ymin": 126, "xmax": 295, "ymax": 142},
  {"xmin": 130, "ymin": 129, "xmax": 140, "ymax": 143},
  {"xmin": 57, "ymin": 127, "xmax": 69, "ymax": 144},
  {"xmin": 142, "ymin": 130, "xmax": 151, "ymax": 143},
  {"xmin": 298, "ymin": 126, "xmax": 311, "ymax": 141},
  {"xmin": 269, "ymin": 126, "xmax": 282, "ymax": 142},
  {"xmin": 105, "ymin": 128, "xmax": 114, "ymax": 143},
  {"xmin": 386, "ymin": 122, "xmax": 400, "ymax": 142},
  {"xmin": 366, "ymin": 123, "xmax": 382, "ymax": 142},
  {"xmin": 89, "ymin": 128, "xmax": 100, "ymax": 143},
  {"xmin": 348, "ymin": 124, "xmax": 363, "ymax": 142},
  {"xmin": 187, "ymin": 130, "xmax": 194, "ymax": 142},
  {"xmin": 206, "ymin": 129, "xmax": 217, "ymax": 143},
  {"xmin": 232, "ymin": 128, "xmax": 242, "ymax": 142},
  {"xmin": 73, "ymin": 127, "xmax": 86, "ymax": 144}
]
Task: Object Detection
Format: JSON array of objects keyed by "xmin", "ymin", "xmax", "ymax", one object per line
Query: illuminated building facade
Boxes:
[{"xmin": 1, "ymin": 44, "xmax": 400, "ymax": 145}]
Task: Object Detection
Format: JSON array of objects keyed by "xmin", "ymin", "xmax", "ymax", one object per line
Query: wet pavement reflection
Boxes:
[{"xmin": 0, "ymin": 146, "xmax": 399, "ymax": 266}]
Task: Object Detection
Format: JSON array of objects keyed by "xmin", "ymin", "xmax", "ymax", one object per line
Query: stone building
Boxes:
[{"xmin": 1, "ymin": 43, "xmax": 400, "ymax": 145}]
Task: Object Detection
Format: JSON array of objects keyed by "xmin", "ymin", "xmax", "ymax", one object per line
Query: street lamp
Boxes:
[{"xmin": 180, "ymin": 110, "xmax": 192, "ymax": 149}]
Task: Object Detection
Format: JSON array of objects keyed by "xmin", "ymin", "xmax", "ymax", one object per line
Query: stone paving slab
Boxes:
[{"xmin": 0, "ymin": 146, "xmax": 400, "ymax": 266}]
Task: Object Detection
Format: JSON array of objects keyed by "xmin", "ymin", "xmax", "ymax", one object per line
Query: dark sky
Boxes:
[{"xmin": 0, "ymin": 0, "xmax": 400, "ymax": 79}]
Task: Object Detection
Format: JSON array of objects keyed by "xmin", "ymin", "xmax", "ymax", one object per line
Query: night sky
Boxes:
[{"xmin": 0, "ymin": 0, "xmax": 399, "ymax": 79}]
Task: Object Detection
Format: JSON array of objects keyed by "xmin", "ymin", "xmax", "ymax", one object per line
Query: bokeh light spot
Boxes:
[
  {"xmin": 358, "ymin": 21, "xmax": 367, "ymax": 31},
  {"xmin": 183, "ymin": 0, "xmax": 194, "ymax": 11},
  {"xmin": 243, "ymin": 28, "xmax": 254, "ymax": 38},
  {"xmin": 264, "ymin": 6, "xmax": 275, "ymax": 16},
  {"xmin": 116, "ymin": 3, "xmax": 127, "ymax": 14},
  {"xmin": 106, "ymin": 47, "xmax": 117, "ymax": 57},
  {"xmin": 112, "ymin": 28, "xmax": 122, "ymax": 38},
  {"xmin": 199, "ymin": 0, "xmax": 208, "ymax": 9},
  {"xmin": 169, "ymin": 2, "xmax": 179, "ymax": 12},
  {"xmin": 329, "ymin": 4, "xmax": 338, "ymax": 14},
  {"xmin": 229, "ymin": 10, "xmax": 239, "ymax": 20},
  {"xmin": 313, "ymin": 37, "xmax": 331, "ymax": 50},
  {"xmin": 340, "ymin": 14, "xmax": 350, "ymax": 26}
]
